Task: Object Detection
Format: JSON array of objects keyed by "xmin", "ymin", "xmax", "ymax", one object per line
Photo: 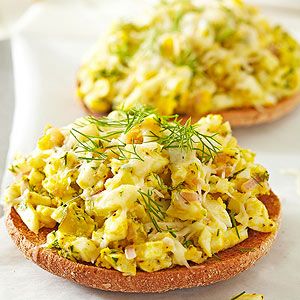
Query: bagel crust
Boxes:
[
  {"xmin": 6, "ymin": 191, "xmax": 280, "ymax": 293},
  {"xmin": 77, "ymin": 90, "xmax": 300, "ymax": 127},
  {"xmin": 205, "ymin": 92, "xmax": 300, "ymax": 127}
]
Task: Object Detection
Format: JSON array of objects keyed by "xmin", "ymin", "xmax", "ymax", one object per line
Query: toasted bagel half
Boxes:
[
  {"xmin": 191, "ymin": 92, "xmax": 300, "ymax": 127},
  {"xmin": 77, "ymin": 90, "xmax": 300, "ymax": 127},
  {"xmin": 6, "ymin": 191, "xmax": 280, "ymax": 293}
]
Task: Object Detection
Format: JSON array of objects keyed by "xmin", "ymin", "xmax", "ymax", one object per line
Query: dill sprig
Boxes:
[
  {"xmin": 230, "ymin": 291, "xmax": 246, "ymax": 300},
  {"xmin": 107, "ymin": 140, "xmax": 144, "ymax": 161},
  {"xmin": 166, "ymin": 226, "xmax": 177, "ymax": 238},
  {"xmin": 228, "ymin": 168, "xmax": 246, "ymax": 180},
  {"xmin": 229, "ymin": 211, "xmax": 240, "ymax": 239},
  {"xmin": 152, "ymin": 115, "xmax": 220, "ymax": 162},
  {"xmin": 70, "ymin": 128, "xmax": 107, "ymax": 161},
  {"xmin": 153, "ymin": 173, "xmax": 168, "ymax": 190},
  {"xmin": 86, "ymin": 106, "xmax": 157, "ymax": 134},
  {"xmin": 71, "ymin": 107, "xmax": 220, "ymax": 163},
  {"xmin": 138, "ymin": 189, "xmax": 165, "ymax": 232},
  {"xmin": 212, "ymin": 253, "xmax": 221, "ymax": 260},
  {"xmin": 138, "ymin": 189, "xmax": 176, "ymax": 237},
  {"xmin": 183, "ymin": 239, "xmax": 193, "ymax": 248},
  {"xmin": 174, "ymin": 49, "xmax": 198, "ymax": 74},
  {"xmin": 152, "ymin": 173, "xmax": 183, "ymax": 192},
  {"xmin": 55, "ymin": 195, "xmax": 82, "ymax": 224}
]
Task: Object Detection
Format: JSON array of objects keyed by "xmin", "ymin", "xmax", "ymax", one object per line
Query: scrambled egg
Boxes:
[
  {"xmin": 5, "ymin": 108, "xmax": 277, "ymax": 275},
  {"xmin": 231, "ymin": 292, "xmax": 264, "ymax": 300},
  {"xmin": 77, "ymin": 0, "xmax": 300, "ymax": 115},
  {"xmin": 238, "ymin": 295, "xmax": 264, "ymax": 300}
]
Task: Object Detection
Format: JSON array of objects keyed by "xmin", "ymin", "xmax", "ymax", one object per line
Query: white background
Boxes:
[{"xmin": 0, "ymin": 1, "xmax": 300, "ymax": 299}]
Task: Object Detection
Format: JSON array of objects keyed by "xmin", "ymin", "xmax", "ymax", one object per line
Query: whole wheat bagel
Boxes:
[
  {"xmin": 77, "ymin": 88, "xmax": 300, "ymax": 127},
  {"xmin": 6, "ymin": 191, "xmax": 280, "ymax": 293},
  {"xmin": 198, "ymin": 92, "xmax": 300, "ymax": 127}
]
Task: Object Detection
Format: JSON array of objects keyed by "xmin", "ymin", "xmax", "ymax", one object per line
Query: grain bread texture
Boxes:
[
  {"xmin": 181, "ymin": 92, "xmax": 300, "ymax": 126},
  {"xmin": 6, "ymin": 191, "xmax": 280, "ymax": 293},
  {"xmin": 77, "ymin": 91, "xmax": 300, "ymax": 127},
  {"xmin": 207, "ymin": 92, "xmax": 300, "ymax": 127}
]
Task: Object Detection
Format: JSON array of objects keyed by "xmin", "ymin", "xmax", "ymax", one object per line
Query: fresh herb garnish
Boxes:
[
  {"xmin": 87, "ymin": 106, "xmax": 156, "ymax": 134},
  {"xmin": 111, "ymin": 256, "xmax": 119, "ymax": 263},
  {"xmin": 183, "ymin": 239, "xmax": 193, "ymax": 248},
  {"xmin": 216, "ymin": 26, "xmax": 235, "ymax": 42},
  {"xmin": 174, "ymin": 49, "xmax": 198, "ymax": 74},
  {"xmin": 229, "ymin": 211, "xmax": 240, "ymax": 239},
  {"xmin": 108, "ymin": 140, "xmax": 144, "ymax": 161},
  {"xmin": 138, "ymin": 189, "xmax": 166, "ymax": 232},
  {"xmin": 71, "ymin": 107, "xmax": 220, "ymax": 163},
  {"xmin": 166, "ymin": 226, "xmax": 177, "ymax": 238},
  {"xmin": 8, "ymin": 164, "xmax": 18, "ymax": 173},
  {"xmin": 57, "ymin": 196, "xmax": 81, "ymax": 223},
  {"xmin": 70, "ymin": 128, "xmax": 107, "ymax": 161},
  {"xmin": 138, "ymin": 188, "xmax": 176, "ymax": 237},
  {"xmin": 230, "ymin": 291, "xmax": 246, "ymax": 300},
  {"xmin": 212, "ymin": 253, "xmax": 221, "ymax": 260},
  {"xmin": 153, "ymin": 173, "xmax": 167, "ymax": 190},
  {"xmin": 151, "ymin": 114, "xmax": 220, "ymax": 163},
  {"xmin": 228, "ymin": 168, "xmax": 246, "ymax": 180},
  {"xmin": 52, "ymin": 239, "xmax": 60, "ymax": 249},
  {"xmin": 61, "ymin": 152, "xmax": 68, "ymax": 166}
]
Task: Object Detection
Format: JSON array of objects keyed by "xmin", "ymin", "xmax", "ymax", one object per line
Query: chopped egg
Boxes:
[
  {"xmin": 6, "ymin": 107, "xmax": 277, "ymax": 275},
  {"xmin": 77, "ymin": 0, "xmax": 300, "ymax": 116}
]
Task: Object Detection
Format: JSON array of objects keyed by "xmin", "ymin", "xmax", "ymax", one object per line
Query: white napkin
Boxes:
[{"xmin": 1, "ymin": 1, "xmax": 300, "ymax": 299}]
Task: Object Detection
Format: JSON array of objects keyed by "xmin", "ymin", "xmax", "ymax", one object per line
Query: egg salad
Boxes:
[
  {"xmin": 231, "ymin": 292, "xmax": 264, "ymax": 300},
  {"xmin": 77, "ymin": 0, "xmax": 300, "ymax": 115},
  {"xmin": 5, "ymin": 107, "xmax": 277, "ymax": 275}
]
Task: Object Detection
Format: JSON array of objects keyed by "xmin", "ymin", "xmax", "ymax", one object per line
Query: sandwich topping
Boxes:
[
  {"xmin": 5, "ymin": 108, "xmax": 277, "ymax": 275},
  {"xmin": 77, "ymin": 0, "xmax": 300, "ymax": 115},
  {"xmin": 231, "ymin": 291, "xmax": 264, "ymax": 300}
]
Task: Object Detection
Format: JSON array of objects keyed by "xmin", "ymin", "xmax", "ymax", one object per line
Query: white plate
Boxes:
[{"xmin": 1, "ymin": 1, "xmax": 300, "ymax": 299}]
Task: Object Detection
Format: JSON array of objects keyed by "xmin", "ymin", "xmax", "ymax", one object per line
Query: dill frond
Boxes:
[
  {"xmin": 138, "ymin": 189, "xmax": 165, "ymax": 232},
  {"xmin": 229, "ymin": 211, "xmax": 240, "ymax": 239},
  {"xmin": 230, "ymin": 291, "xmax": 246, "ymax": 300},
  {"xmin": 70, "ymin": 106, "xmax": 220, "ymax": 163},
  {"xmin": 138, "ymin": 188, "xmax": 177, "ymax": 237}
]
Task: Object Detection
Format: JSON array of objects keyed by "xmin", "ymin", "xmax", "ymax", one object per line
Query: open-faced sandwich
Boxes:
[
  {"xmin": 5, "ymin": 107, "xmax": 280, "ymax": 292},
  {"xmin": 77, "ymin": 0, "xmax": 300, "ymax": 126}
]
